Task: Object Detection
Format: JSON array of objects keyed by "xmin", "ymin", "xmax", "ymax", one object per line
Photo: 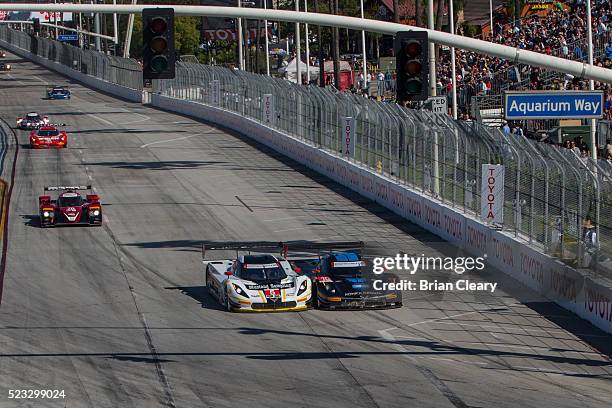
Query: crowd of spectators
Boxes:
[{"xmin": 436, "ymin": 0, "xmax": 612, "ymax": 119}]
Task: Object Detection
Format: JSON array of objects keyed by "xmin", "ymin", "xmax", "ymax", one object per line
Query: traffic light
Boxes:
[
  {"xmin": 32, "ymin": 18, "xmax": 41, "ymax": 34},
  {"xmin": 395, "ymin": 31, "xmax": 429, "ymax": 102},
  {"xmin": 142, "ymin": 8, "xmax": 175, "ymax": 80}
]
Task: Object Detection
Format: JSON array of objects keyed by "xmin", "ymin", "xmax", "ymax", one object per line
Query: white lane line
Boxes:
[
  {"xmin": 87, "ymin": 174, "xmax": 93, "ymax": 181},
  {"xmin": 77, "ymin": 109, "xmax": 115, "ymax": 127},
  {"xmin": 140, "ymin": 133, "xmax": 202, "ymax": 148},
  {"xmin": 116, "ymin": 107, "xmax": 150, "ymax": 124},
  {"xmin": 6, "ymin": 74, "xmax": 25, "ymax": 85},
  {"xmin": 32, "ymin": 75, "xmax": 48, "ymax": 84},
  {"xmin": 381, "ymin": 328, "xmax": 492, "ymax": 368},
  {"xmin": 140, "ymin": 128, "xmax": 216, "ymax": 148},
  {"xmin": 405, "ymin": 310, "xmax": 482, "ymax": 327}
]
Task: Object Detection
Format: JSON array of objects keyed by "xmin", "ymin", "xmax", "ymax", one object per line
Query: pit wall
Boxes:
[
  {"xmin": 151, "ymin": 93, "xmax": 612, "ymax": 334},
  {"xmin": 0, "ymin": 40, "xmax": 142, "ymax": 103}
]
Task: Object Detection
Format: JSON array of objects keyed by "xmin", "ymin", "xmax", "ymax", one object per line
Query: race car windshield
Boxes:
[
  {"xmin": 53, "ymin": 89, "xmax": 66, "ymax": 93},
  {"xmin": 241, "ymin": 265, "xmax": 286, "ymax": 282},
  {"xmin": 26, "ymin": 114, "xmax": 40, "ymax": 120},
  {"xmin": 37, "ymin": 130, "xmax": 59, "ymax": 136},
  {"xmin": 58, "ymin": 196, "xmax": 83, "ymax": 207}
]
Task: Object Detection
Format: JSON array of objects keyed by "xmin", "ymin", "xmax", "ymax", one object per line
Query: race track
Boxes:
[{"xmin": 0, "ymin": 52, "xmax": 610, "ymax": 408}]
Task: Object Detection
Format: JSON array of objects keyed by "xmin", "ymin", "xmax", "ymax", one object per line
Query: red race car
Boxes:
[
  {"xmin": 39, "ymin": 186, "xmax": 103, "ymax": 228},
  {"xmin": 30, "ymin": 126, "xmax": 67, "ymax": 148}
]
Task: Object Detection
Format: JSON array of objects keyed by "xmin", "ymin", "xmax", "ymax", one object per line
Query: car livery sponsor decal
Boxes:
[
  {"xmin": 264, "ymin": 289, "xmax": 281, "ymax": 300},
  {"xmin": 244, "ymin": 263, "xmax": 279, "ymax": 269},
  {"xmin": 246, "ymin": 282, "xmax": 293, "ymax": 290},
  {"xmin": 331, "ymin": 261, "xmax": 365, "ymax": 268}
]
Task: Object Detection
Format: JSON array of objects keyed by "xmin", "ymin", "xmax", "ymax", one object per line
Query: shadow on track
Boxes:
[{"xmin": 165, "ymin": 285, "xmax": 224, "ymax": 311}]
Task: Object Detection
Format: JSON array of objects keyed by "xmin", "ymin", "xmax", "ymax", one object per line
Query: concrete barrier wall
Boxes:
[
  {"xmin": 152, "ymin": 93, "xmax": 612, "ymax": 333},
  {"xmin": 0, "ymin": 40, "xmax": 142, "ymax": 103}
]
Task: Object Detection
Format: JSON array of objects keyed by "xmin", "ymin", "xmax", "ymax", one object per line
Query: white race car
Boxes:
[
  {"xmin": 16, "ymin": 112, "xmax": 49, "ymax": 130},
  {"xmin": 203, "ymin": 242, "xmax": 312, "ymax": 312}
]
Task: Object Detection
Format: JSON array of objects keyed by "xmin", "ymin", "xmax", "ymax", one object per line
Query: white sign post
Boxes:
[
  {"xmin": 340, "ymin": 116, "xmax": 356, "ymax": 158},
  {"xmin": 481, "ymin": 164, "xmax": 504, "ymax": 224},
  {"xmin": 262, "ymin": 94, "xmax": 274, "ymax": 125},
  {"xmin": 209, "ymin": 80, "xmax": 220, "ymax": 106},
  {"xmin": 426, "ymin": 96, "xmax": 447, "ymax": 114}
]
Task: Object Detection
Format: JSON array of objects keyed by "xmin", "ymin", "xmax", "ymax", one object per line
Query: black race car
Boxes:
[{"xmin": 292, "ymin": 251, "xmax": 402, "ymax": 310}]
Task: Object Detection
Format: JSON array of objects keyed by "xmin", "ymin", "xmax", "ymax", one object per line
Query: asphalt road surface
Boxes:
[{"xmin": 0, "ymin": 52, "xmax": 610, "ymax": 408}]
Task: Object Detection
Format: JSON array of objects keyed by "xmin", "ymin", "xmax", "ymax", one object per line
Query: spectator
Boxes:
[
  {"xmin": 436, "ymin": 0, "xmax": 611, "ymax": 115},
  {"xmin": 502, "ymin": 122, "xmax": 510, "ymax": 135},
  {"xmin": 606, "ymin": 139, "xmax": 612, "ymax": 161}
]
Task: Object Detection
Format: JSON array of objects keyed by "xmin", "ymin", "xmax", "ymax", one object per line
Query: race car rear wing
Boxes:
[
  {"xmin": 202, "ymin": 240, "xmax": 365, "ymax": 261},
  {"xmin": 44, "ymin": 185, "xmax": 92, "ymax": 191},
  {"xmin": 202, "ymin": 241, "xmax": 285, "ymax": 261}
]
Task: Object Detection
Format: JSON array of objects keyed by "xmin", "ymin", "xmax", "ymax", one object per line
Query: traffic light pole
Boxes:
[
  {"xmin": 94, "ymin": 11, "xmax": 101, "ymax": 51},
  {"xmin": 238, "ymin": 0, "xmax": 244, "ymax": 70},
  {"xmin": 427, "ymin": 0, "xmax": 435, "ymax": 98},
  {"xmin": 449, "ymin": 0, "xmax": 457, "ymax": 119}
]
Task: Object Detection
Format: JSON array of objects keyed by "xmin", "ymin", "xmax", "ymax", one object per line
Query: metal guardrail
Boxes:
[
  {"xmin": 0, "ymin": 25, "xmax": 142, "ymax": 91},
  {"xmin": 155, "ymin": 63, "xmax": 611, "ymax": 275}
]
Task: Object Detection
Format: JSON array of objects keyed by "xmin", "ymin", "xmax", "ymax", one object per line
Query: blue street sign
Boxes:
[
  {"xmin": 58, "ymin": 34, "xmax": 79, "ymax": 42},
  {"xmin": 504, "ymin": 91, "xmax": 604, "ymax": 120}
]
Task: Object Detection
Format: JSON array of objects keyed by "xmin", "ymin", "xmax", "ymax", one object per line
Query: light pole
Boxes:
[
  {"xmin": 263, "ymin": 0, "xmax": 270, "ymax": 75},
  {"xmin": 489, "ymin": 0, "xmax": 493, "ymax": 42},
  {"xmin": 112, "ymin": 0, "xmax": 118, "ymax": 53},
  {"xmin": 586, "ymin": 0, "xmax": 596, "ymax": 161},
  {"xmin": 238, "ymin": 0, "xmax": 244, "ymax": 70},
  {"xmin": 449, "ymin": 0, "xmax": 457, "ymax": 119},
  {"xmin": 304, "ymin": 0, "xmax": 310, "ymax": 83},
  {"xmin": 427, "ymin": 0, "xmax": 436, "ymax": 96},
  {"xmin": 94, "ymin": 2, "xmax": 101, "ymax": 51},
  {"xmin": 295, "ymin": 0, "xmax": 301, "ymax": 84},
  {"xmin": 359, "ymin": 0, "xmax": 366, "ymax": 90}
]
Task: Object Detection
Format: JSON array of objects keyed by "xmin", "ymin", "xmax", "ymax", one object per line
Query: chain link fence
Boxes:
[
  {"xmin": 155, "ymin": 63, "xmax": 611, "ymax": 276},
  {"xmin": 0, "ymin": 25, "xmax": 142, "ymax": 91}
]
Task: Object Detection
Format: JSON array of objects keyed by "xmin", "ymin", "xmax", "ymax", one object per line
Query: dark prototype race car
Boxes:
[
  {"xmin": 38, "ymin": 186, "xmax": 102, "ymax": 228},
  {"xmin": 0, "ymin": 62, "xmax": 11, "ymax": 71},
  {"xmin": 47, "ymin": 86, "xmax": 71, "ymax": 99},
  {"xmin": 291, "ymin": 245, "xmax": 402, "ymax": 310}
]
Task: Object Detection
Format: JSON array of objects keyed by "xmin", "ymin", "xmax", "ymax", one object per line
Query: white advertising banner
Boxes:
[
  {"xmin": 340, "ymin": 116, "xmax": 356, "ymax": 157},
  {"xmin": 481, "ymin": 164, "xmax": 504, "ymax": 224},
  {"xmin": 209, "ymin": 80, "xmax": 220, "ymax": 106},
  {"xmin": 262, "ymin": 94, "xmax": 274, "ymax": 125}
]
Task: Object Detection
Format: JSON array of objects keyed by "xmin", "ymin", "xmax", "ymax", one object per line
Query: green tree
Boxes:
[
  {"xmin": 175, "ymin": 16, "xmax": 201, "ymax": 56},
  {"xmin": 129, "ymin": 15, "xmax": 143, "ymax": 59}
]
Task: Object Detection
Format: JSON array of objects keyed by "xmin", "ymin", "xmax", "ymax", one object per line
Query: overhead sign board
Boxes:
[
  {"xmin": 504, "ymin": 91, "xmax": 604, "ymax": 120},
  {"xmin": 58, "ymin": 34, "xmax": 78, "ymax": 42}
]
